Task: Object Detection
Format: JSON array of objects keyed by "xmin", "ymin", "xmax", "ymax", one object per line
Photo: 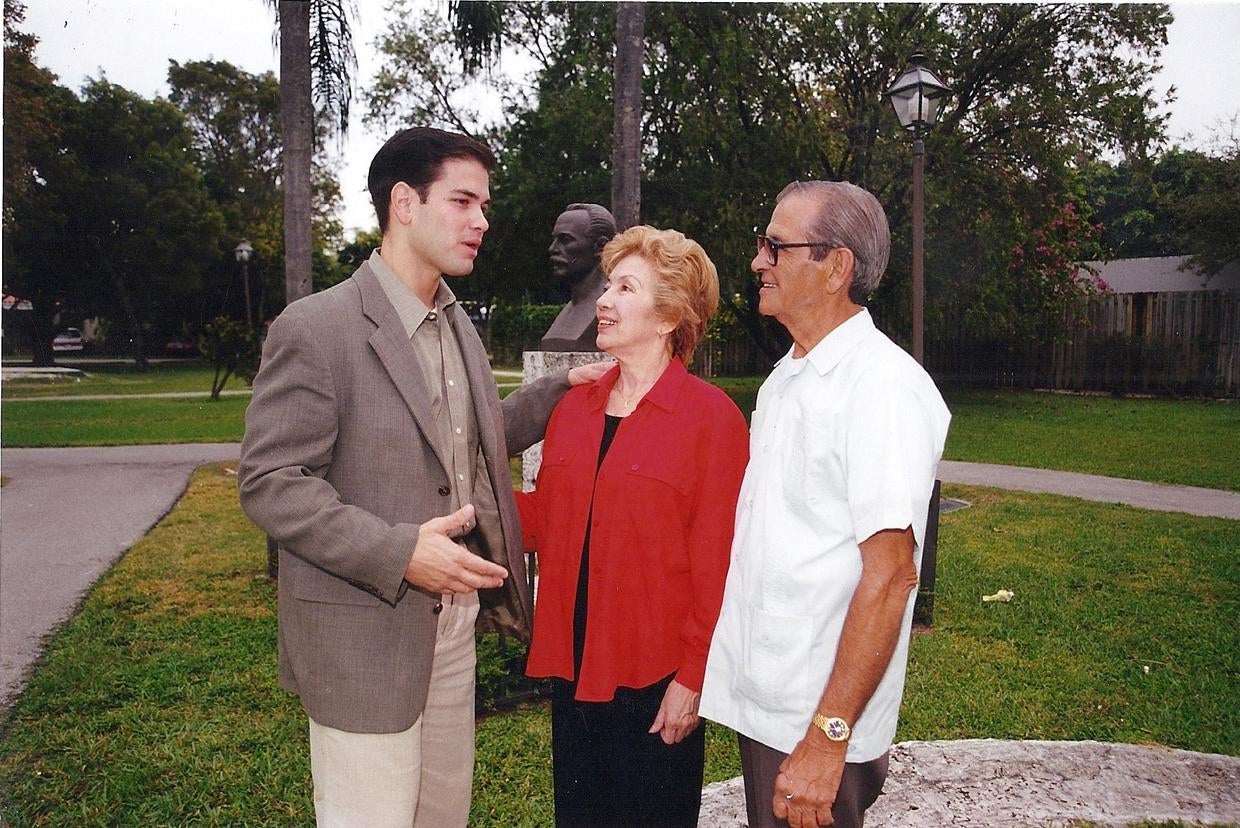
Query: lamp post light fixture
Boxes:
[
  {"xmin": 886, "ymin": 50, "xmax": 951, "ymax": 366},
  {"xmin": 887, "ymin": 51, "xmax": 950, "ymax": 629},
  {"xmin": 234, "ymin": 240, "xmax": 255, "ymax": 330}
]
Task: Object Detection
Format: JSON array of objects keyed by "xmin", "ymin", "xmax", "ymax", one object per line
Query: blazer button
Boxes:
[
  {"xmin": 437, "ymin": 485, "xmax": 450, "ymax": 496},
  {"xmin": 433, "ymin": 602, "xmax": 444, "ymax": 614}
]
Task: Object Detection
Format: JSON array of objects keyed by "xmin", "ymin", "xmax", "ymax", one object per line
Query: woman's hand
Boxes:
[
  {"xmin": 567, "ymin": 360, "xmax": 614, "ymax": 386},
  {"xmin": 648, "ymin": 679, "xmax": 701, "ymax": 745}
]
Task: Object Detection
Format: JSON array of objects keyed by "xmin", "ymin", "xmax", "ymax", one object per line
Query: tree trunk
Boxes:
[
  {"xmin": 28, "ymin": 303, "xmax": 57, "ymax": 368},
  {"xmin": 280, "ymin": 0, "xmax": 314, "ymax": 307},
  {"xmin": 611, "ymin": 2, "xmax": 645, "ymax": 232},
  {"xmin": 109, "ymin": 268, "xmax": 149, "ymax": 371},
  {"xmin": 272, "ymin": 0, "xmax": 315, "ymax": 581}
]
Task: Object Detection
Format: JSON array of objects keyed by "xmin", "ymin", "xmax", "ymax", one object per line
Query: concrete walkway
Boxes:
[
  {"xmin": 940, "ymin": 460, "xmax": 1240, "ymax": 520},
  {"xmin": 0, "ymin": 443, "xmax": 240, "ymax": 708}
]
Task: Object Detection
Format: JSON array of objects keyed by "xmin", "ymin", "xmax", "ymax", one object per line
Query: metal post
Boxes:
[
  {"xmin": 914, "ymin": 479, "xmax": 941, "ymax": 627},
  {"xmin": 912, "ymin": 135, "xmax": 925, "ymax": 366},
  {"xmin": 241, "ymin": 259, "xmax": 253, "ymax": 331},
  {"xmin": 912, "ymin": 136, "xmax": 937, "ymax": 627}
]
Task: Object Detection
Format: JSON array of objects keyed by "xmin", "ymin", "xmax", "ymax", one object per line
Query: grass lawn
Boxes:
[
  {"xmin": 1, "ymin": 360, "xmax": 245, "ymax": 399},
  {"xmin": 0, "ymin": 397, "xmax": 250, "ymax": 447},
  {"xmin": 5, "ymin": 361, "xmax": 1238, "ymax": 492},
  {"xmin": 1, "ymin": 468, "xmax": 1235, "ymax": 825},
  {"xmin": 943, "ymin": 388, "xmax": 1240, "ymax": 491}
]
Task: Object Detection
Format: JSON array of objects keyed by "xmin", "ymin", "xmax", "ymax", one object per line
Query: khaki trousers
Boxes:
[{"xmin": 308, "ymin": 593, "xmax": 480, "ymax": 828}]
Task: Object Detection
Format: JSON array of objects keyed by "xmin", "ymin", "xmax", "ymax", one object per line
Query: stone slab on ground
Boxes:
[
  {"xmin": 1, "ymin": 366, "xmax": 84, "ymax": 381},
  {"xmin": 699, "ymin": 739, "xmax": 1240, "ymax": 827}
]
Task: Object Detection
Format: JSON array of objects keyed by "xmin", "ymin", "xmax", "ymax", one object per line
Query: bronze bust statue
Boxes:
[{"xmin": 539, "ymin": 203, "xmax": 617, "ymax": 351}]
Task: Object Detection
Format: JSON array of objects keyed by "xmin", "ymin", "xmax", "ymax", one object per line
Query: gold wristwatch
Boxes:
[{"xmin": 811, "ymin": 713, "xmax": 851, "ymax": 742}]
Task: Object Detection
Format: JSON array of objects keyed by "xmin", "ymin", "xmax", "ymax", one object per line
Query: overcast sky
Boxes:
[{"xmin": 21, "ymin": 0, "xmax": 1240, "ymax": 236}]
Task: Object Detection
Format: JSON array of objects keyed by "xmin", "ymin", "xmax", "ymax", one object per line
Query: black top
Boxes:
[{"xmin": 571, "ymin": 414, "xmax": 624, "ymax": 676}]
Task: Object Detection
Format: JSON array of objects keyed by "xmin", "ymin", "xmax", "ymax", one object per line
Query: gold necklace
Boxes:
[{"xmin": 613, "ymin": 382, "xmax": 647, "ymax": 412}]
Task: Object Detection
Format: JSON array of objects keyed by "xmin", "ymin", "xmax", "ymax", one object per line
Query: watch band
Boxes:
[{"xmin": 811, "ymin": 713, "xmax": 851, "ymax": 742}]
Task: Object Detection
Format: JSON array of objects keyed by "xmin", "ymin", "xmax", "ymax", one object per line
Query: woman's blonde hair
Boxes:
[{"xmin": 600, "ymin": 225, "xmax": 720, "ymax": 365}]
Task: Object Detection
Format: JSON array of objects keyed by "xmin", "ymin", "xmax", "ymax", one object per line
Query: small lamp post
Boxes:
[
  {"xmin": 234, "ymin": 240, "xmax": 254, "ymax": 330},
  {"xmin": 886, "ymin": 51, "xmax": 951, "ymax": 365},
  {"xmin": 888, "ymin": 52, "xmax": 950, "ymax": 627}
]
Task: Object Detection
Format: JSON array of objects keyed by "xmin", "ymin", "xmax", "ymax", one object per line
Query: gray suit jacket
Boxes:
[{"xmin": 238, "ymin": 261, "xmax": 566, "ymax": 733}]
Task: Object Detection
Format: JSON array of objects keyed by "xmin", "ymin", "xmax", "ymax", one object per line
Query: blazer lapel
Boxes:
[
  {"xmin": 355, "ymin": 263, "xmax": 450, "ymax": 477},
  {"xmin": 449, "ymin": 306, "xmax": 503, "ymax": 466},
  {"xmin": 448, "ymin": 304, "xmax": 534, "ymax": 637}
]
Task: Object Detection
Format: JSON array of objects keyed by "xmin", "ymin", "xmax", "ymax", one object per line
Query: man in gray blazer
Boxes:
[{"xmin": 239, "ymin": 127, "xmax": 603, "ymax": 827}]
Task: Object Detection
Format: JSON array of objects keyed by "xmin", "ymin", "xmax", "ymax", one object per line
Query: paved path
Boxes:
[
  {"xmin": 939, "ymin": 460, "xmax": 1240, "ymax": 520},
  {"xmin": 0, "ymin": 443, "xmax": 240, "ymax": 707}
]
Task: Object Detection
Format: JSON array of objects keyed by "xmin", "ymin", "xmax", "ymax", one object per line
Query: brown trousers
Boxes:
[{"xmin": 738, "ymin": 734, "xmax": 889, "ymax": 828}]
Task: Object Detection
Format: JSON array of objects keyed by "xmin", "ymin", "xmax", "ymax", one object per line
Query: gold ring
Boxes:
[{"xmin": 785, "ymin": 792, "xmax": 795, "ymax": 800}]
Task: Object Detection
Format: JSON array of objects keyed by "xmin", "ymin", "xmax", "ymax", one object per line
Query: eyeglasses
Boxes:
[{"xmin": 754, "ymin": 227, "xmax": 838, "ymax": 266}]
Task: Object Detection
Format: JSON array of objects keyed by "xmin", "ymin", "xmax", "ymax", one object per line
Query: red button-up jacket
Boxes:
[{"xmin": 516, "ymin": 358, "xmax": 749, "ymax": 701}]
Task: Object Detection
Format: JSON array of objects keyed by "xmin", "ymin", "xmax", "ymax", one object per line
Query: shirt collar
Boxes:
[
  {"xmin": 775, "ymin": 307, "xmax": 875, "ymax": 378},
  {"xmin": 368, "ymin": 248, "xmax": 458, "ymax": 338},
  {"xmin": 585, "ymin": 356, "xmax": 689, "ymax": 413}
]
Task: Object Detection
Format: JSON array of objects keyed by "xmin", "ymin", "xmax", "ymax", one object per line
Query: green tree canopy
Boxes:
[
  {"xmin": 3, "ymin": 0, "xmax": 80, "ymax": 364},
  {"xmin": 1163, "ymin": 128, "xmax": 1240, "ymax": 277},
  {"xmin": 365, "ymin": 2, "xmax": 1174, "ymax": 360},
  {"xmin": 57, "ymin": 79, "xmax": 227, "ymax": 365},
  {"xmin": 4, "ymin": 7, "xmax": 225, "ymax": 367},
  {"xmin": 167, "ymin": 59, "xmax": 343, "ymax": 326}
]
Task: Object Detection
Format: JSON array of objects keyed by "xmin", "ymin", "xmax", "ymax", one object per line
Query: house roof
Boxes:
[{"xmin": 1079, "ymin": 256, "xmax": 1240, "ymax": 294}]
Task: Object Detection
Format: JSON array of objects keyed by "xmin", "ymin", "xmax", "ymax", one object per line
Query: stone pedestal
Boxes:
[{"xmin": 521, "ymin": 350, "xmax": 614, "ymax": 490}]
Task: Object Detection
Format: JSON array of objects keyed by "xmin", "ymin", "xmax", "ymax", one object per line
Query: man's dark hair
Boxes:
[{"xmin": 368, "ymin": 127, "xmax": 496, "ymax": 233}]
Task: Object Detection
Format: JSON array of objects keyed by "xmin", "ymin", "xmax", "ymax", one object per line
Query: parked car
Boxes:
[
  {"xmin": 164, "ymin": 338, "xmax": 198, "ymax": 356},
  {"xmin": 51, "ymin": 327, "xmax": 84, "ymax": 352}
]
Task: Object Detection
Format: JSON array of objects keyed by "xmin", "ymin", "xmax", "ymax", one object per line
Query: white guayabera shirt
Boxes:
[{"xmin": 701, "ymin": 309, "xmax": 951, "ymax": 762}]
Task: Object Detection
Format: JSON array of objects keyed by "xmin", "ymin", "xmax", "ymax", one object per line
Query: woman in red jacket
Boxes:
[{"xmin": 517, "ymin": 225, "xmax": 750, "ymax": 827}]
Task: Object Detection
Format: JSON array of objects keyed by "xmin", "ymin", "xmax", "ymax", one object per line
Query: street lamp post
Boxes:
[
  {"xmin": 887, "ymin": 51, "xmax": 950, "ymax": 627},
  {"xmin": 234, "ymin": 240, "xmax": 255, "ymax": 330},
  {"xmin": 886, "ymin": 51, "xmax": 951, "ymax": 365}
]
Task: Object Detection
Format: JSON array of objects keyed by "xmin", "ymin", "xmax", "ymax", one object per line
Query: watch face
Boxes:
[{"xmin": 826, "ymin": 718, "xmax": 849, "ymax": 740}]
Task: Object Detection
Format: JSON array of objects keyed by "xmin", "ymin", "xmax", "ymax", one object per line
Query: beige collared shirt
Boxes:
[{"xmin": 368, "ymin": 248, "xmax": 479, "ymax": 512}]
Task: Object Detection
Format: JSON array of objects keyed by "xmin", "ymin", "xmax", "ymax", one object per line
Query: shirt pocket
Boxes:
[
  {"xmin": 733, "ymin": 605, "xmax": 816, "ymax": 716},
  {"xmin": 620, "ymin": 459, "xmax": 692, "ymax": 542},
  {"xmin": 533, "ymin": 451, "xmax": 576, "ymax": 491}
]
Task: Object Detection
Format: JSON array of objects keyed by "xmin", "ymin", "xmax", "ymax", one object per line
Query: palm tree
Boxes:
[
  {"xmin": 611, "ymin": 2, "xmax": 645, "ymax": 231},
  {"xmin": 269, "ymin": 0, "xmax": 354, "ymax": 579},
  {"xmin": 273, "ymin": 0, "xmax": 355, "ymax": 308}
]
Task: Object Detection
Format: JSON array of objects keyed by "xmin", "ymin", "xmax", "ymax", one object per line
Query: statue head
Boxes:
[{"xmin": 548, "ymin": 203, "xmax": 617, "ymax": 286}]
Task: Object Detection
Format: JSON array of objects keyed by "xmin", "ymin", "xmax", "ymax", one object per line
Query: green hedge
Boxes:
[{"xmin": 489, "ymin": 304, "xmax": 562, "ymax": 363}]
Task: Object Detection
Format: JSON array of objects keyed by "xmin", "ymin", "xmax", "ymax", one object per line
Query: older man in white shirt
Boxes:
[{"xmin": 701, "ymin": 180, "xmax": 950, "ymax": 828}]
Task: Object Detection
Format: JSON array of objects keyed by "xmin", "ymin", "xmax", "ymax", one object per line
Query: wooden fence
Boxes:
[
  {"xmin": 696, "ymin": 290, "xmax": 1240, "ymax": 398},
  {"xmin": 928, "ymin": 290, "xmax": 1240, "ymax": 397}
]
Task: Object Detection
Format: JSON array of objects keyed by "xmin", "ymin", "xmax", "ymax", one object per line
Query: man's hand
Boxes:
[
  {"xmin": 647, "ymin": 679, "xmax": 701, "ymax": 745},
  {"xmin": 567, "ymin": 360, "xmax": 613, "ymax": 386},
  {"xmin": 403, "ymin": 504, "xmax": 508, "ymax": 593},
  {"xmin": 772, "ymin": 730, "xmax": 846, "ymax": 828}
]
